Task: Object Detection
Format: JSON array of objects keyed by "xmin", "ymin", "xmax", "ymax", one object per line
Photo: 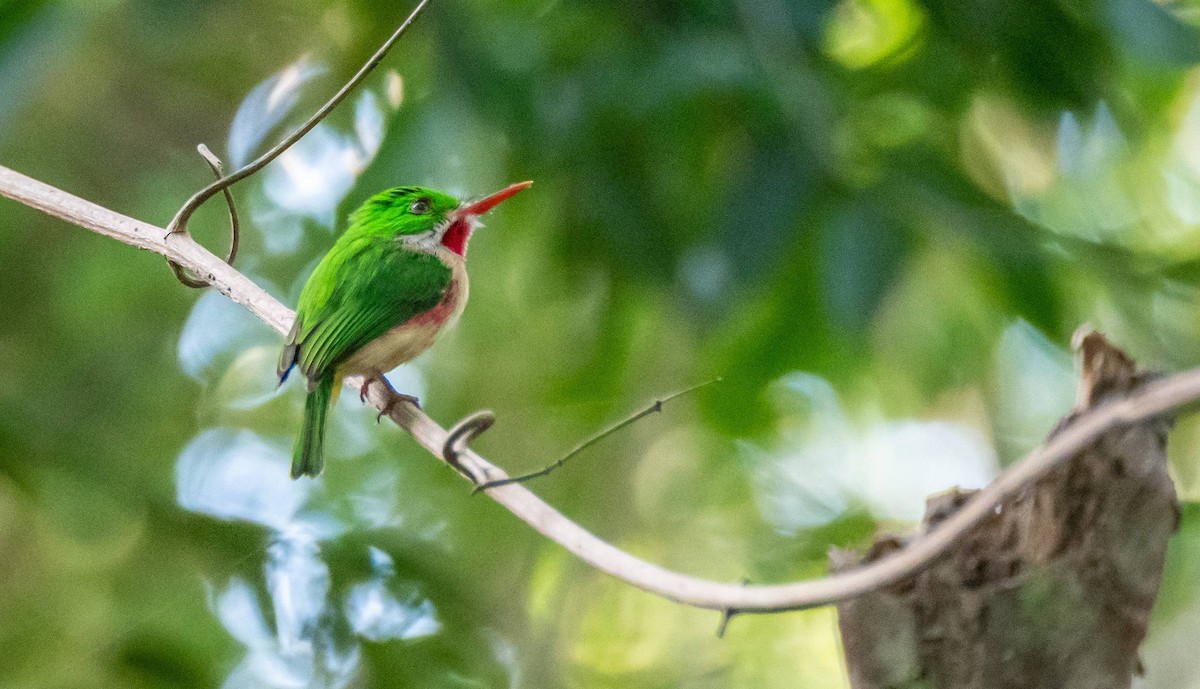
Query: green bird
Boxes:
[{"xmin": 278, "ymin": 181, "xmax": 532, "ymax": 479}]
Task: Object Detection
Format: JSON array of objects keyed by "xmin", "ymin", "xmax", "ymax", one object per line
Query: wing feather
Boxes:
[{"xmin": 282, "ymin": 241, "xmax": 451, "ymax": 384}]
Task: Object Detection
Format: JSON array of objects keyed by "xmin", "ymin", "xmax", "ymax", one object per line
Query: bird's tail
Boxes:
[{"xmin": 292, "ymin": 375, "xmax": 335, "ymax": 479}]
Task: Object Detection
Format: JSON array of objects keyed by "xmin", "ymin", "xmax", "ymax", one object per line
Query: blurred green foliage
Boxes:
[{"xmin": 6, "ymin": 0, "xmax": 1200, "ymax": 686}]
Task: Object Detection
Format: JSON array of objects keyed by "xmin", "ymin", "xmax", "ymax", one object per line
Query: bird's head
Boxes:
[{"xmin": 351, "ymin": 181, "xmax": 532, "ymax": 257}]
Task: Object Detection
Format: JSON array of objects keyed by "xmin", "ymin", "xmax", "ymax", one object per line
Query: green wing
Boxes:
[{"xmin": 278, "ymin": 238, "xmax": 452, "ymax": 386}]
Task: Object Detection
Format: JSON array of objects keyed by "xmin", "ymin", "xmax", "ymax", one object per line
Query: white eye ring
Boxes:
[{"xmin": 410, "ymin": 199, "xmax": 431, "ymax": 214}]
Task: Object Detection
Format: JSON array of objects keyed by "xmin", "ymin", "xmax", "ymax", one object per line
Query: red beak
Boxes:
[{"xmin": 456, "ymin": 180, "xmax": 533, "ymax": 218}]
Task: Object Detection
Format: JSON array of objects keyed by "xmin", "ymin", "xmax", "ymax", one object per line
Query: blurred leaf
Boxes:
[{"xmin": 1152, "ymin": 502, "xmax": 1200, "ymax": 625}]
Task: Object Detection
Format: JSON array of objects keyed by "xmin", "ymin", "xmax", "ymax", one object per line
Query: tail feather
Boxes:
[{"xmin": 292, "ymin": 375, "xmax": 334, "ymax": 479}]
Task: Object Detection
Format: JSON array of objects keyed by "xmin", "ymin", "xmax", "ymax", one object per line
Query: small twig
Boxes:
[
  {"xmin": 442, "ymin": 411, "xmax": 496, "ymax": 482},
  {"xmin": 164, "ymin": 0, "xmax": 432, "ymax": 238},
  {"xmin": 717, "ymin": 579, "xmax": 751, "ymax": 638},
  {"xmin": 472, "ymin": 377, "xmax": 721, "ymax": 494},
  {"xmin": 197, "ymin": 144, "xmax": 241, "ymax": 268},
  {"xmin": 168, "ymin": 144, "xmax": 240, "ymax": 288}
]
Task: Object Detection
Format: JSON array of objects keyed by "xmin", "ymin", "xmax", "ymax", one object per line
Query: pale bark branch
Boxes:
[{"xmin": 2, "ymin": 161, "xmax": 1196, "ymax": 613}]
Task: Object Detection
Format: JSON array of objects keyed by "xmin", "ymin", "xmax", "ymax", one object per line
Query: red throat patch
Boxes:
[{"xmin": 441, "ymin": 220, "xmax": 471, "ymax": 256}]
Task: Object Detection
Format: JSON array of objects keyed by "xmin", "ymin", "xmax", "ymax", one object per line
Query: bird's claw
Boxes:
[
  {"xmin": 359, "ymin": 378, "xmax": 419, "ymax": 420},
  {"xmin": 375, "ymin": 393, "xmax": 420, "ymax": 423}
]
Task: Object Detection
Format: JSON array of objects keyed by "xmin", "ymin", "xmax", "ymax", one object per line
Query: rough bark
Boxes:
[{"xmin": 833, "ymin": 332, "xmax": 1180, "ymax": 689}]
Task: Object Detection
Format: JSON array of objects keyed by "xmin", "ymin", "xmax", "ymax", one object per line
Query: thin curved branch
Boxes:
[
  {"xmin": 164, "ymin": 0, "xmax": 432, "ymax": 237},
  {"xmin": 473, "ymin": 377, "xmax": 722, "ymax": 492},
  {"xmin": 169, "ymin": 144, "xmax": 241, "ymax": 288},
  {"xmin": 1, "ymin": 162, "xmax": 1194, "ymax": 613},
  {"xmin": 443, "ymin": 410, "xmax": 497, "ymax": 468}
]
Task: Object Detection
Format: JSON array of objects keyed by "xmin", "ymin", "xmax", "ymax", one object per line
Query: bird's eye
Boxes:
[{"xmin": 410, "ymin": 198, "xmax": 431, "ymax": 214}]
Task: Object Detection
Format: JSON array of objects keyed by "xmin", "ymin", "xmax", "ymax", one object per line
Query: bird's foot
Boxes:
[
  {"xmin": 375, "ymin": 392, "xmax": 420, "ymax": 423},
  {"xmin": 359, "ymin": 376, "xmax": 419, "ymax": 420}
]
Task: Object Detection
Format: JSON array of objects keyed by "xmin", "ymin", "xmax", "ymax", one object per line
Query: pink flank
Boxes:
[{"xmin": 409, "ymin": 277, "xmax": 461, "ymax": 327}]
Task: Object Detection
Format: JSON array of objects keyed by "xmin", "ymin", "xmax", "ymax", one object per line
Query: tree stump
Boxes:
[{"xmin": 832, "ymin": 331, "xmax": 1179, "ymax": 689}]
